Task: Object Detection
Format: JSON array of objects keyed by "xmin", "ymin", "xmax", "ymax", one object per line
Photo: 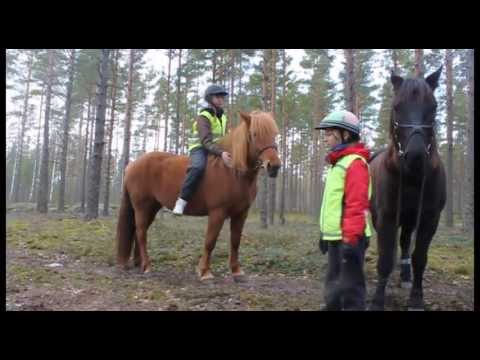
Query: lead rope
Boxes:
[{"xmin": 411, "ymin": 165, "xmax": 427, "ymax": 250}]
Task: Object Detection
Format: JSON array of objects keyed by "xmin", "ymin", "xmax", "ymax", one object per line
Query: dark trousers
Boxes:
[
  {"xmin": 324, "ymin": 237, "xmax": 368, "ymax": 310},
  {"xmin": 180, "ymin": 148, "xmax": 208, "ymax": 202}
]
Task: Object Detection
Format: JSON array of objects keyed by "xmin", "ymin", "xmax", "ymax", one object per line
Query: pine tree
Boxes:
[
  {"xmin": 415, "ymin": 49, "xmax": 424, "ymax": 77},
  {"xmin": 12, "ymin": 51, "xmax": 34, "ymax": 203},
  {"xmin": 85, "ymin": 49, "xmax": 111, "ymax": 220},
  {"xmin": 103, "ymin": 49, "xmax": 120, "ymax": 216},
  {"xmin": 36, "ymin": 49, "xmax": 55, "ymax": 213},
  {"xmin": 463, "ymin": 49, "xmax": 474, "ymax": 236},
  {"xmin": 343, "ymin": 49, "xmax": 357, "ymax": 113},
  {"xmin": 444, "ymin": 49, "xmax": 454, "ymax": 227},
  {"xmin": 58, "ymin": 49, "xmax": 77, "ymax": 211},
  {"xmin": 121, "ymin": 49, "xmax": 136, "ymax": 178}
]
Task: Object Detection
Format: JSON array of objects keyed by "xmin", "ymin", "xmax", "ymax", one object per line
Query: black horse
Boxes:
[{"xmin": 369, "ymin": 67, "xmax": 446, "ymax": 311}]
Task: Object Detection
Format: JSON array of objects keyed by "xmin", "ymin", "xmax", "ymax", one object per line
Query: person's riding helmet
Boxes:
[
  {"xmin": 204, "ymin": 84, "xmax": 229, "ymax": 103},
  {"xmin": 315, "ymin": 110, "xmax": 361, "ymax": 136}
]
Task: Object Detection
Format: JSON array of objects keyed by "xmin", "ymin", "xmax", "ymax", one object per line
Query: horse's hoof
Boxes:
[
  {"xmin": 401, "ymin": 281, "xmax": 412, "ymax": 289},
  {"xmin": 142, "ymin": 264, "xmax": 152, "ymax": 274},
  {"xmin": 199, "ymin": 272, "xmax": 215, "ymax": 281},
  {"xmin": 232, "ymin": 273, "xmax": 248, "ymax": 283}
]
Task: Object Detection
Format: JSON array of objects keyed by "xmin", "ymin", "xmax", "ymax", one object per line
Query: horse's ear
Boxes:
[
  {"xmin": 239, "ymin": 111, "xmax": 251, "ymax": 127},
  {"xmin": 425, "ymin": 66, "xmax": 443, "ymax": 91},
  {"xmin": 391, "ymin": 70, "xmax": 404, "ymax": 91}
]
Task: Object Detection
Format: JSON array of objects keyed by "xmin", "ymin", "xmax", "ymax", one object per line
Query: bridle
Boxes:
[
  {"xmin": 393, "ymin": 121, "xmax": 434, "ymax": 158},
  {"xmin": 253, "ymin": 144, "xmax": 278, "ymax": 170}
]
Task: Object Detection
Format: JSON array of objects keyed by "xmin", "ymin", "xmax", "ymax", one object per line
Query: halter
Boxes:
[
  {"xmin": 393, "ymin": 121, "xmax": 434, "ymax": 157},
  {"xmin": 253, "ymin": 144, "xmax": 278, "ymax": 170}
]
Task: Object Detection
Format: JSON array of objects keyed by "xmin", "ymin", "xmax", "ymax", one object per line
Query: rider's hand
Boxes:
[{"xmin": 222, "ymin": 152, "xmax": 233, "ymax": 167}]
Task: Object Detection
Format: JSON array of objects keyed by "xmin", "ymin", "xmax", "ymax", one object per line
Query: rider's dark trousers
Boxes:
[{"xmin": 180, "ymin": 148, "xmax": 208, "ymax": 202}]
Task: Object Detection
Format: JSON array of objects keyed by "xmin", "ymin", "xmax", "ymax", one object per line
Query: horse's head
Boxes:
[
  {"xmin": 239, "ymin": 111, "xmax": 281, "ymax": 178},
  {"xmin": 390, "ymin": 66, "xmax": 442, "ymax": 175}
]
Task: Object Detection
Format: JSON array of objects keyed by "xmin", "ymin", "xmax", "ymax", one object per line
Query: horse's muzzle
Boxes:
[{"xmin": 267, "ymin": 164, "xmax": 280, "ymax": 178}]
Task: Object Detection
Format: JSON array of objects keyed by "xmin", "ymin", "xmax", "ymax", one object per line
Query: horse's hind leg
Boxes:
[
  {"xmin": 133, "ymin": 234, "xmax": 140, "ymax": 267},
  {"xmin": 229, "ymin": 210, "xmax": 249, "ymax": 281},
  {"xmin": 198, "ymin": 209, "xmax": 226, "ymax": 280},
  {"xmin": 134, "ymin": 202, "xmax": 161, "ymax": 273},
  {"xmin": 399, "ymin": 227, "xmax": 413, "ymax": 288},
  {"xmin": 370, "ymin": 216, "xmax": 398, "ymax": 311},
  {"xmin": 408, "ymin": 212, "xmax": 440, "ymax": 310}
]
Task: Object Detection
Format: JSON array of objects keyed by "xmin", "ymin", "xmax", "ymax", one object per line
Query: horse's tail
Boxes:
[{"xmin": 116, "ymin": 184, "xmax": 136, "ymax": 267}]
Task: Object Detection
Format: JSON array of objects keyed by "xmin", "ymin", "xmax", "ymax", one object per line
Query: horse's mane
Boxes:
[
  {"xmin": 387, "ymin": 77, "xmax": 440, "ymax": 169},
  {"xmin": 218, "ymin": 111, "xmax": 279, "ymax": 172}
]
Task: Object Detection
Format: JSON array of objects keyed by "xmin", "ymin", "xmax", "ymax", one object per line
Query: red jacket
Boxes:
[{"xmin": 326, "ymin": 143, "xmax": 370, "ymax": 246}]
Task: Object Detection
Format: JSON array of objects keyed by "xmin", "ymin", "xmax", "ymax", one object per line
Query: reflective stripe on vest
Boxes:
[
  {"xmin": 188, "ymin": 110, "xmax": 228, "ymax": 152},
  {"xmin": 319, "ymin": 154, "xmax": 373, "ymax": 241}
]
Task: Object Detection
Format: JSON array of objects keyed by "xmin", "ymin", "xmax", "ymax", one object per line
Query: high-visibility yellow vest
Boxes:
[
  {"xmin": 319, "ymin": 154, "xmax": 372, "ymax": 241},
  {"xmin": 188, "ymin": 110, "xmax": 228, "ymax": 152}
]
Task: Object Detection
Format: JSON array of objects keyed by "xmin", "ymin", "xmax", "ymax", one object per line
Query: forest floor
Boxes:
[{"xmin": 6, "ymin": 203, "xmax": 474, "ymax": 311}]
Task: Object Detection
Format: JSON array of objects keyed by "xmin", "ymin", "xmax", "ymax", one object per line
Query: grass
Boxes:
[
  {"xmin": 6, "ymin": 205, "xmax": 473, "ymax": 310},
  {"xmin": 7, "ymin": 208, "xmax": 473, "ymax": 280}
]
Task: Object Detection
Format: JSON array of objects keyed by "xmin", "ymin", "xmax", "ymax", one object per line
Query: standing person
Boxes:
[
  {"xmin": 173, "ymin": 84, "xmax": 232, "ymax": 215},
  {"xmin": 315, "ymin": 110, "xmax": 372, "ymax": 311}
]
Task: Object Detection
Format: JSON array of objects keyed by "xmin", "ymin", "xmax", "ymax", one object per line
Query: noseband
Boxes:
[
  {"xmin": 393, "ymin": 122, "xmax": 434, "ymax": 158},
  {"xmin": 254, "ymin": 144, "xmax": 278, "ymax": 170}
]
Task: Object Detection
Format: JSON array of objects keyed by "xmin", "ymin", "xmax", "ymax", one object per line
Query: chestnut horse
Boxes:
[
  {"xmin": 116, "ymin": 111, "xmax": 280, "ymax": 281},
  {"xmin": 369, "ymin": 67, "xmax": 446, "ymax": 310}
]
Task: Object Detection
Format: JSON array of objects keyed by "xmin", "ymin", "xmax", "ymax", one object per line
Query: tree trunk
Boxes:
[
  {"xmin": 49, "ymin": 132, "xmax": 57, "ymax": 203},
  {"xmin": 9, "ymin": 142, "xmax": 18, "ymax": 202},
  {"xmin": 445, "ymin": 49, "xmax": 454, "ymax": 227},
  {"xmin": 268, "ymin": 49, "xmax": 277, "ymax": 225},
  {"xmin": 80, "ymin": 96, "xmax": 92, "ymax": 212},
  {"xmin": 74, "ymin": 103, "xmax": 84, "ymax": 203},
  {"xmin": 456, "ymin": 148, "xmax": 464, "ymax": 217},
  {"xmin": 212, "ymin": 49, "xmax": 217, "ymax": 83},
  {"xmin": 58, "ymin": 49, "xmax": 76, "ymax": 211},
  {"xmin": 279, "ymin": 50, "xmax": 288, "ymax": 225},
  {"xmin": 30, "ymin": 88, "xmax": 44, "ymax": 202},
  {"xmin": 143, "ymin": 106, "xmax": 148, "ymax": 154},
  {"xmin": 228, "ymin": 49, "xmax": 235, "ymax": 130},
  {"xmin": 260, "ymin": 49, "xmax": 271, "ymax": 229},
  {"xmin": 415, "ymin": 49, "xmax": 424, "ymax": 77},
  {"xmin": 174, "ymin": 49, "xmax": 182, "ymax": 154},
  {"xmin": 88, "ymin": 99, "xmax": 96, "ymax": 166},
  {"xmin": 344, "ymin": 49, "xmax": 357, "ymax": 113},
  {"xmin": 164, "ymin": 49, "xmax": 172, "ymax": 152},
  {"xmin": 122, "ymin": 49, "xmax": 135, "ymax": 179},
  {"xmin": 392, "ymin": 49, "xmax": 399, "ymax": 73},
  {"xmin": 86, "ymin": 49, "xmax": 111, "ymax": 220},
  {"xmin": 103, "ymin": 50, "xmax": 119, "ymax": 216},
  {"xmin": 463, "ymin": 49, "xmax": 474, "ymax": 236},
  {"xmin": 37, "ymin": 49, "xmax": 55, "ymax": 213},
  {"xmin": 13, "ymin": 52, "xmax": 34, "ymax": 203}
]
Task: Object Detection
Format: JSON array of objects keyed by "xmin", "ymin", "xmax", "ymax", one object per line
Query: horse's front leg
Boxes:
[
  {"xmin": 198, "ymin": 209, "xmax": 226, "ymax": 281},
  {"xmin": 408, "ymin": 211, "xmax": 441, "ymax": 311},
  {"xmin": 370, "ymin": 213, "xmax": 398, "ymax": 311},
  {"xmin": 399, "ymin": 227, "xmax": 413, "ymax": 288},
  {"xmin": 229, "ymin": 210, "xmax": 249, "ymax": 282}
]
